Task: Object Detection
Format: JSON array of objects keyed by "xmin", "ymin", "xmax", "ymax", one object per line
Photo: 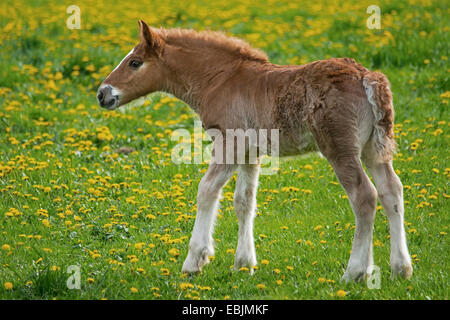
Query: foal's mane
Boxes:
[{"xmin": 156, "ymin": 27, "xmax": 269, "ymax": 63}]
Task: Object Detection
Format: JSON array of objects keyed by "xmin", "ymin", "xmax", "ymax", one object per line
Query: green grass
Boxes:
[{"xmin": 0, "ymin": 0, "xmax": 448, "ymax": 299}]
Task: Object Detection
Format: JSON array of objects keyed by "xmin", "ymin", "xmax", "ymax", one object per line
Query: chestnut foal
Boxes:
[{"xmin": 97, "ymin": 20, "xmax": 412, "ymax": 281}]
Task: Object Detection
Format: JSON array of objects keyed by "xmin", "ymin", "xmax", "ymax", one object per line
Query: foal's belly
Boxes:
[{"xmin": 276, "ymin": 129, "xmax": 317, "ymax": 157}]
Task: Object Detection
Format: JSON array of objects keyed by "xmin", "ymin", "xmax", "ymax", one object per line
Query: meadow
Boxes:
[{"xmin": 0, "ymin": 0, "xmax": 448, "ymax": 300}]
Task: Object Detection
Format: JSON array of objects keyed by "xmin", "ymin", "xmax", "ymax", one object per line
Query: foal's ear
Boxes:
[{"xmin": 138, "ymin": 20, "xmax": 163, "ymax": 51}]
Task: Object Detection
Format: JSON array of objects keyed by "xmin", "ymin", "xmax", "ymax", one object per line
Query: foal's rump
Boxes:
[
  {"xmin": 362, "ymin": 71, "xmax": 397, "ymax": 163},
  {"xmin": 295, "ymin": 58, "xmax": 396, "ymax": 163}
]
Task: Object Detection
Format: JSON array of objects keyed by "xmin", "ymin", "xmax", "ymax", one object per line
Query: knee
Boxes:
[
  {"xmin": 378, "ymin": 178, "xmax": 403, "ymax": 202},
  {"xmin": 197, "ymin": 181, "xmax": 220, "ymax": 205},
  {"xmin": 234, "ymin": 188, "xmax": 255, "ymax": 216},
  {"xmin": 347, "ymin": 177, "xmax": 377, "ymax": 215},
  {"xmin": 355, "ymin": 182, "xmax": 377, "ymax": 217}
]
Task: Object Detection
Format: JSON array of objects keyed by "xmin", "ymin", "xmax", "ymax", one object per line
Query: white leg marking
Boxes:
[
  {"xmin": 367, "ymin": 162, "xmax": 413, "ymax": 279},
  {"xmin": 332, "ymin": 160, "xmax": 377, "ymax": 282},
  {"xmin": 182, "ymin": 159, "xmax": 237, "ymax": 273},
  {"xmin": 233, "ymin": 164, "xmax": 260, "ymax": 273}
]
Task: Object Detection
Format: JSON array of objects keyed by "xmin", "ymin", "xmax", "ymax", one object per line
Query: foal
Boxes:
[{"xmin": 97, "ymin": 20, "xmax": 413, "ymax": 281}]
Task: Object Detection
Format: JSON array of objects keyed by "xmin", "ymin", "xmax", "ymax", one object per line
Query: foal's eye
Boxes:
[{"xmin": 129, "ymin": 60, "xmax": 143, "ymax": 69}]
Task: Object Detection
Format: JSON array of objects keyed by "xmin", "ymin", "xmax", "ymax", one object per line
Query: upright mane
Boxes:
[{"xmin": 155, "ymin": 27, "xmax": 269, "ymax": 63}]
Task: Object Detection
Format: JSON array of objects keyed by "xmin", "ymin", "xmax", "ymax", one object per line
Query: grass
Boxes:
[{"xmin": 0, "ymin": 0, "xmax": 448, "ymax": 300}]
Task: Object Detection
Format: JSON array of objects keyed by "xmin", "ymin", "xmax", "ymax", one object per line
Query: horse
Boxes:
[{"xmin": 97, "ymin": 20, "xmax": 412, "ymax": 282}]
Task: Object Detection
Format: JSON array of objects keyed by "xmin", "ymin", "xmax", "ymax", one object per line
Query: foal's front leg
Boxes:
[
  {"xmin": 182, "ymin": 162, "xmax": 236, "ymax": 273},
  {"xmin": 233, "ymin": 163, "xmax": 260, "ymax": 274}
]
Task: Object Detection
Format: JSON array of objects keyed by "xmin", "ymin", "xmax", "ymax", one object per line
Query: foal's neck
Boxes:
[{"xmin": 161, "ymin": 44, "xmax": 250, "ymax": 111}]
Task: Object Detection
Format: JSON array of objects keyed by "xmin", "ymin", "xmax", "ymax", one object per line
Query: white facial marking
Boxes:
[
  {"xmin": 111, "ymin": 48, "xmax": 134, "ymax": 73},
  {"xmin": 110, "ymin": 87, "xmax": 122, "ymax": 97}
]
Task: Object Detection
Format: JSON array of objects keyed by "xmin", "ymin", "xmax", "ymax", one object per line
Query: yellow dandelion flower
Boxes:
[
  {"xmin": 168, "ymin": 248, "xmax": 180, "ymax": 257},
  {"xmin": 179, "ymin": 282, "xmax": 194, "ymax": 290},
  {"xmin": 161, "ymin": 268, "xmax": 170, "ymax": 276},
  {"xmin": 136, "ymin": 268, "xmax": 146, "ymax": 274},
  {"xmin": 256, "ymin": 283, "xmax": 266, "ymax": 290},
  {"xmin": 336, "ymin": 290, "xmax": 347, "ymax": 298},
  {"xmin": 134, "ymin": 242, "xmax": 145, "ymax": 250}
]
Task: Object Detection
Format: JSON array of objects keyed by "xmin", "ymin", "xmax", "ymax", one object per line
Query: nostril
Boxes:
[{"xmin": 97, "ymin": 91, "xmax": 104, "ymax": 103}]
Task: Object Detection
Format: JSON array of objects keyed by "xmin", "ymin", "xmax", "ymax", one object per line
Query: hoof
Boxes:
[
  {"xmin": 181, "ymin": 248, "xmax": 211, "ymax": 274},
  {"xmin": 391, "ymin": 264, "xmax": 413, "ymax": 280},
  {"xmin": 341, "ymin": 269, "xmax": 366, "ymax": 283},
  {"xmin": 234, "ymin": 254, "xmax": 257, "ymax": 275}
]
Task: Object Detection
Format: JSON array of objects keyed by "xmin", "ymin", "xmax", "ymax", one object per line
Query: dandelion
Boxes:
[
  {"xmin": 4, "ymin": 282, "xmax": 13, "ymax": 290},
  {"xmin": 130, "ymin": 287, "xmax": 138, "ymax": 293},
  {"xmin": 161, "ymin": 268, "xmax": 170, "ymax": 276},
  {"xmin": 134, "ymin": 242, "xmax": 145, "ymax": 250},
  {"xmin": 256, "ymin": 283, "xmax": 266, "ymax": 290},
  {"xmin": 136, "ymin": 268, "xmax": 146, "ymax": 274},
  {"xmin": 179, "ymin": 283, "xmax": 194, "ymax": 290},
  {"xmin": 336, "ymin": 290, "xmax": 347, "ymax": 298},
  {"xmin": 198, "ymin": 285, "xmax": 211, "ymax": 291},
  {"xmin": 168, "ymin": 248, "xmax": 180, "ymax": 257},
  {"xmin": 1, "ymin": 244, "xmax": 11, "ymax": 251}
]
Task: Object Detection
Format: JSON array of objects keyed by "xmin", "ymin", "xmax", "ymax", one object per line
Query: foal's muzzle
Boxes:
[{"xmin": 97, "ymin": 85, "xmax": 119, "ymax": 110}]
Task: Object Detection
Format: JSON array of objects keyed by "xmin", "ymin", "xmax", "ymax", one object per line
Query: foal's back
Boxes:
[{"xmin": 232, "ymin": 57, "xmax": 379, "ymax": 159}]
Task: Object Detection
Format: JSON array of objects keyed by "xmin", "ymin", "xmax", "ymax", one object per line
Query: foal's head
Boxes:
[{"xmin": 97, "ymin": 20, "xmax": 166, "ymax": 110}]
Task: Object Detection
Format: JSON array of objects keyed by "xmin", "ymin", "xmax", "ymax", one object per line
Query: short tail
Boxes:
[{"xmin": 362, "ymin": 71, "xmax": 397, "ymax": 162}]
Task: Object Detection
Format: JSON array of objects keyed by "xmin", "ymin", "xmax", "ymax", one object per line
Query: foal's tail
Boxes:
[{"xmin": 362, "ymin": 71, "xmax": 397, "ymax": 162}]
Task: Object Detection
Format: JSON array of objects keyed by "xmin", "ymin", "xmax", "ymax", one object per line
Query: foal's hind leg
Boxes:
[
  {"xmin": 363, "ymin": 156, "xmax": 413, "ymax": 279},
  {"xmin": 233, "ymin": 163, "xmax": 260, "ymax": 273},
  {"xmin": 182, "ymin": 161, "xmax": 237, "ymax": 273},
  {"xmin": 331, "ymin": 157, "xmax": 378, "ymax": 282}
]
